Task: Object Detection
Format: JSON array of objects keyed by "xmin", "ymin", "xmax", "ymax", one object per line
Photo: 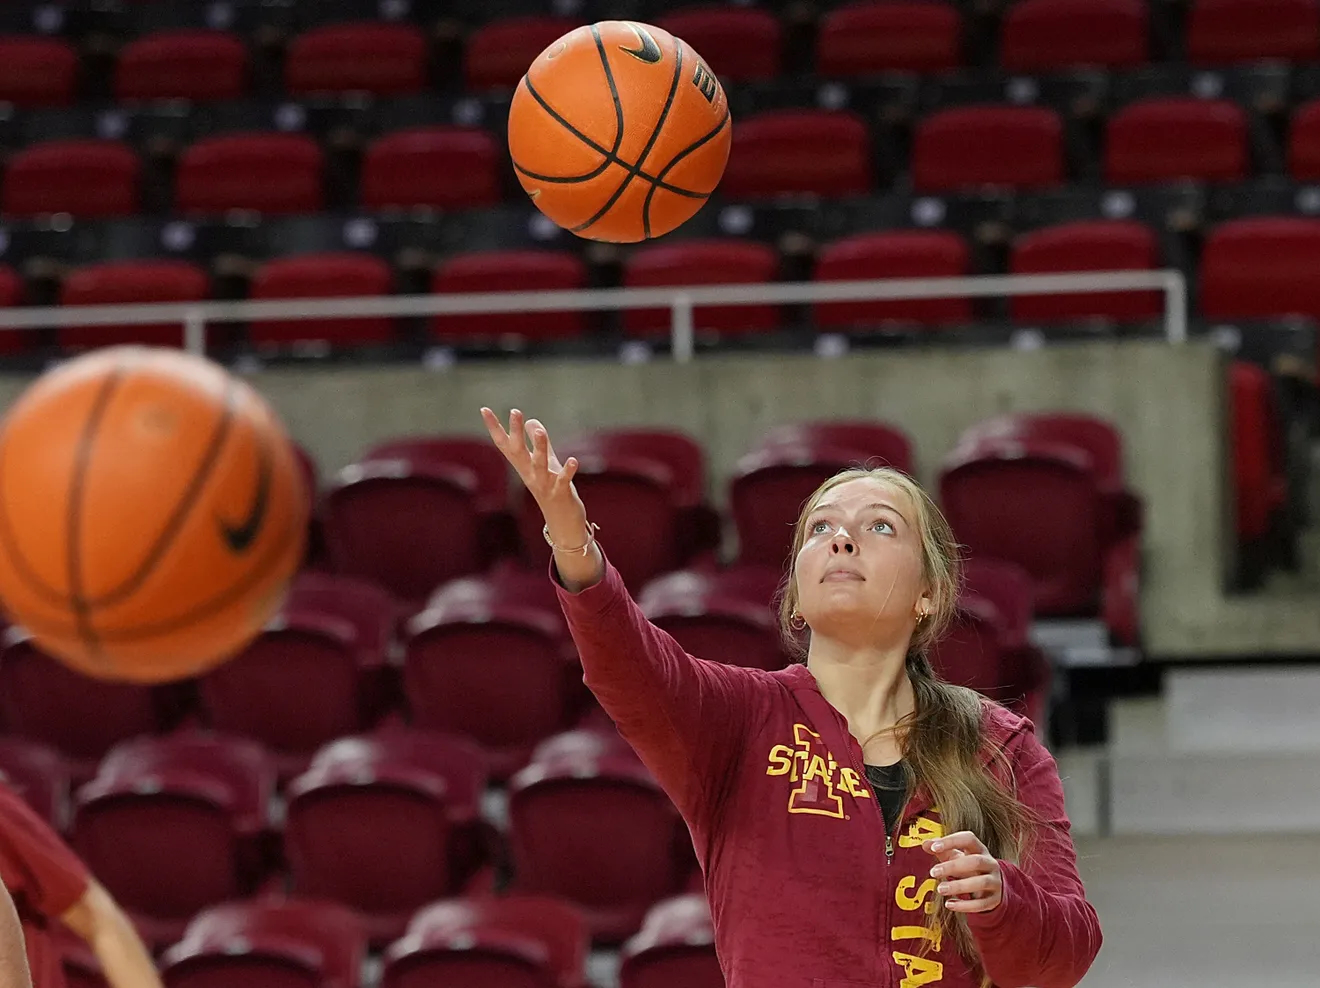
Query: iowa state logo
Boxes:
[{"xmin": 764, "ymin": 723, "xmax": 872, "ymax": 818}]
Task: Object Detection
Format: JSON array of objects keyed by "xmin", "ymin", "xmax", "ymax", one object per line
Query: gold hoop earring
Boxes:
[{"xmin": 790, "ymin": 612, "xmax": 806, "ymax": 631}]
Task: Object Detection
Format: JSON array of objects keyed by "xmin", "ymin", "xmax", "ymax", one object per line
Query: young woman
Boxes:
[{"xmin": 482, "ymin": 408, "xmax": 1102, "ymax": 988}]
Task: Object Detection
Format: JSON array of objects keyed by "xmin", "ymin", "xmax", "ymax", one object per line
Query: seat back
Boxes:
[
  {"xmin": 657, "ymin": 7, "xmax": 783, "ymax": 81},
  {"xmin": 249, "ymin": 253, "xmax": 395, "ymax": 346},
  {"xmin": 285, "ymin": 22, "xmax": 428, "ymax": 96},
  {"xmin": 1009, "ymin": 220, "xmax": 1162, "ymax": 323},
  {"xmin": 465, "ymin": 16, "xmax": 582, "ymax": 90},
  {"xmin": 913, "ymin": 106, "xmax": 1063, "ymax": 192},
  {"xmin": 430, "ymin": 250, "xmax": 587, "ymax": 343},
  {"xmin": 722, "ymin": 110, "xmax": 872, "ymax": 200},
  {"xmin": 0, "ymin": 36, "xmax": 77, "ymax": 107},
  {"xmin": 1001, "ymin": 0, "xmax": 1149, "ymax": 71},
  {"xmin": 813, "ymin": 230, "xmax": 972, "ymax": 330},
  {"xmin": 116, "ymin": 29, "xmax": 248, "ymax": 102},
  {"xmin": 815, "ymin": 1, "xmax": 961, "ymax": 75},
  {"xmin": 362, "ymin": 127, "xmax": 501, "ymax": 211},
  {"xmin": 2, "ymin": 139, "xmax": 140, "ymax": 219},
  {"xmin": 176, "ymin": 133, "xmax": 324, "ymax": 215},
  {"xmin": 1187, "ymin": 0, "xmax": 1320, "ymax": 64},
  {"xmin": 1105, "ymin": 97, "xmax": 1249, "ymax": 185},
  {"xmin": 622, "ymin": 239, "xmax": 780, "ymax": 338}
]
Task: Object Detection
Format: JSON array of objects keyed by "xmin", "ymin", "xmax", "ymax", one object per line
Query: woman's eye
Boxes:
[
  {"xmin": 872, "ymin": 520, "xmax": 894, "ymax": 534},
  {"xmin": 811, "ymin": 521, "xmax": 830, "ymax": 534}
]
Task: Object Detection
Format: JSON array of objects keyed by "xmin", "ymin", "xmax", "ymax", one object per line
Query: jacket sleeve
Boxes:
[
  {"xmin": 553, "ymin": 554, "xmax": 764, "ymax": 827},
  {"xmin": 965, "ymin": 729, "xmax": 1103, "ymax": 988}
]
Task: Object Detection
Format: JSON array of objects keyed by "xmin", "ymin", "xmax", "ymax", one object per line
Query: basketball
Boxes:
[
  {"xmin": 508, "ymin": 21, "xmax": 732, "ymax": 243},
  {"xmin": 0, "ymin": 346, "xmax": 308, "ymax": 684}
]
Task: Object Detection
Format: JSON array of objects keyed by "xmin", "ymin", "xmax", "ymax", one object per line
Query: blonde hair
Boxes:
[{"xmin": 777, "ymin": 466, "xmax": 1039, "ymax": 982}]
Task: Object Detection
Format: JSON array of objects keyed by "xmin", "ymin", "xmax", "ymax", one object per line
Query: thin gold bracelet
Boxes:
[{"xmin": 543, "ymin": 521, "xmax": 600, "ymax": 556}]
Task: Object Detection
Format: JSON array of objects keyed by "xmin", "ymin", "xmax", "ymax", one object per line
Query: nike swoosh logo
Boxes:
[
  {"xmin": 218, "ymin": 436, "xmax": 272, "ymax": 554},
  {"xmin": 620, "ymin": 23, "xmax": 662, "ymax": 64}
]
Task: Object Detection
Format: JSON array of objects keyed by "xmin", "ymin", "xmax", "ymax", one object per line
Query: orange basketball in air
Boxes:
[
  {"xmin": 508, "ymin": 20, "xmax": 732, "ymax": 242},
  {"xmin": 0, "ymin": 346, "xmax": 307, "ymax": 683}
]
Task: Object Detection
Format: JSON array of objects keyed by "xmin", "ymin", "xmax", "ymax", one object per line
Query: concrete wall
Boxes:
[{"xmin": 3, "ymin": 340, "xmax": 1315, "ymax": 658}]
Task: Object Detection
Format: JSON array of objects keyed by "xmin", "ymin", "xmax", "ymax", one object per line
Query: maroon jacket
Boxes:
[{"xmin": 555, "ymin": 556, "xmax": 1101, "ymax": 988}]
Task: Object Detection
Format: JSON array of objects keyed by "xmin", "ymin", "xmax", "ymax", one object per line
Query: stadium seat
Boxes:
[
  {"xmin": 1, "ymin": 140, "xmax": 139, "ymax": 219},
  {"xmin": 812, "ymin": 230, "xmax": 973, "ymax": 331},
  {"xmin": 1286, "ymin": 99, "xmax": 1320, "ymax": 180},
  {"xmin": 0, "ymin": 633, "xmax": 162, "ymax": 782},
  {"xmin": 464, "ymin": 16, "xmax": 582, "ymax": 90},
  {"xmin": 115, "ymin": 30, "xmax": 248, "ymax": 102},
  {"xmin": 58, "ymin": 259, "xmax": 209, "ymax": 350},
  {"xmin": 361, "ymin": 127, "xmax": 501, "ymax": 211},
  {"xmin": 619, "ymin": 894, "xmax": 721, "ymax": 988},
  {"xmin": 507, "ymin": 751, "xmax": 687, "ymax": 942},
  {"xmin": 1186, "ymin": 0, "xmax": 1320, "ymax": 64},
  {"xmin": 815, "ymin": 1, "xmax": 962, "ymax": 75},
  {"xmin": 622, "ymin": 239, "xmax": 780, "ymax": 338},
  {"xmin": 382, "ymin": 894, "xmax": 590, "ymax": 988},
  {"xmin": 1000, "ymin": 0, "xmax": 1149, "ymax": 72},
  {"xmin": 321, "ymin": 453, "xmax": 487, "ymax": 603},
  {"xmin": 0, "ymin": 35, "xmax": 77, "ymax": 107},
  {"xmin": 430, "ymin": 250, "xmax": 588, "ymax": 343},
  {"xmin": 1229, "ymin": 360, "xmax": 1289, "ymax": 544},
  {"xmin": 72, "ymin": 732, "xmax": 275, "ymax": 948},
  {"xmin": 912, "ymin": 106, "xmax": 1064, "ymax": 192},
  {"xmin": 199, "ymin": 571, "xmax": 397, "ymax": 779},
  {"xmin": 285, "ymin": 21, "xmax": 428, "ymax": 96},
  {"xmin": 248, "ymin": 252, "xmax": 395, "ymax": 347},
  {"xmin": 161, "ymin": 897, "xmax": 366, "ymax": 988},
  {"xmin": 962, "ymin": 557, "xmax": 1052, "ymax": 724},
  {"xmin": 1105, "ymin": 98, "xmax": 1249, "ymax": 185},
  {"xmin": 0, "ymin": 738, "xmax": 69, "ymax": 831},
  {"xmin": 656, "ymin": 6, "xmax": 783, "ymax": 81},
  {"xmin": 285, "ymin": 730, "xmax": 488, "ymax": 945},
  {"xmin": 729, "ymin": 421, "xmax": 916, "ymax": 567},
  {"xmin": 0, "ymin": 265, "xmax": 33, "ymax": 355},
  {"xmin": 1199, "ymin": 216, "xmax": 1320, "ymax": 321},
  {"xmin": 403, "ymin": 574, "xmax": 577, "ymax": 779},
  {"xmin": 721, "ymin": 110, "xmax": 872, "ymax": 200},
  {"xmin": 1008, "ymin": 220, "xmax": 1163, "ymax": 323},
  {"xmin": 638, "ymin": 569, "xmax": 786, "ymax": 671},
  {"xmin": 175, "ymin": 133, "xmax": 324, "ymax": 215}
]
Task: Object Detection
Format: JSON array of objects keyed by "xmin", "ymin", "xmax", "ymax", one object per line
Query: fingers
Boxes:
[
  {"xmin": 935, "ymin": 872, "xmax": 999, "ymax": 900},
  {"xmin": 526, "ymin": 417, "xmax": 549, "ymax": 472},
  {"xmin": 943, "ymin": 890, "xmax": 1002, "ymax": 913},
  {"xmin": 557, "ymin": 455, "xmax": 580, "ymax": 490},
  {"xmin": 923, "ymin": 832, "xmax": 988, "ymax": 860},
  {"xmin": 929, "ymin": 853, "xmax": 997, "ymax": 881}
]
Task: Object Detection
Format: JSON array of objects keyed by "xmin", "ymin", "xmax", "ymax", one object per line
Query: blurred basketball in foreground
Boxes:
[
  {"xmin": 508, "ymin": 20, "xmax": 732, "ymax": 242},
  {"xmin": 0, "ymin": 346, "xmax": 307, "ymax": 683}
]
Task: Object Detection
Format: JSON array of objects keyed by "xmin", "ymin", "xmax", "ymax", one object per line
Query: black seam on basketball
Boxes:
[
  {"xmin": 87, "ymin": 379, "xmax": 238, "ymax": 610},
  {"xmin": 0, "ymin": 411, "xmax": 72, "ymax": 608},
  {"xmin": 67, "ymin": 367, "xmax": 127, "ymax": 665},
  {"xmin": 572, "ymin": 36, "xmax": 685, "ymax": 236},
  {"xmin": 641, "ymin": 107, "xmax": 731, "ymax": 236},
  {"xmin": 514, "ymin": 79, "xmax": 705, "ymax": 198},
  {"xmin": 593, "ymin": 22, "xmax": 628, "ymax": 159}
]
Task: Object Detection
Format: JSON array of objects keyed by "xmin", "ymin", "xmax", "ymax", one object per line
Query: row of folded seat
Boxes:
[
  {"xmin": 2, "ymin": 0, "xmax": 1319, "ymax": 108},
  {"xmin": 8, "ymin": 98, "xmax": 1320, "ymax": 218}
]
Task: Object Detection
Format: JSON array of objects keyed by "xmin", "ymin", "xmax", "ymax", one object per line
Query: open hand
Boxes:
[{"xmin": 923, "ymin": 831, "xmax": 1003, "ymax": 914}]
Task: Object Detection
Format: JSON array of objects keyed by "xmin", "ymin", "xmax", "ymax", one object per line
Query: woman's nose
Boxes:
[{"xmin": 830, "ymin": 528, "xmax": 856, "ymax": 554}]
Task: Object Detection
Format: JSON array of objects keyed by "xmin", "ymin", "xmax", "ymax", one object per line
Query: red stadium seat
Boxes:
[
  {"xmin": 430, "ymin": 250, "xmax": 587, "ymax": 343},
  {"xmin": 72, "ymin": 733, "xmax": 275, "ymax": 948},
  {"xmin": 815, "ymin": 1, "xmax": 961, "ymax": 75},
  {"xmin": 1229, "ymin": 360, "xmax": 1288, "ymax": 544},
  {"xmin": 115, "ymin": 30, "xmax": 248, "ymax": 102},
  {"xmin": 175, "ymin": 133, "xmax": 324, "ymax": 215},
  {"xmin": 285, "ymin": 21, "xmax": 428, "ymax": 96},
  {"xmin": 58, "ymin": 259, "xmax": 209, "ymax": 350},
  {"xmin": 199, "ymin": 572, "xmax": 396, "ymax": 780},
  {"xmin": 638, "ymin": 569, "xmax": 786, "ymax": 671},
  {"xmin": 1105, "ymin": 97, "xmax": 1248, "ymax": 185},
  {"xmin": 622, "ymin": 239, "xmax": 780, "ymax": 338},
  {"xmin": 403, "ymin": 574, "xmax": 576, "ymax": 779},
  {"xmin": 1009, "ymin": 220, "xmax": 1162, "ymax": 323},
  {"xmin": 382, "ymin": 895, "xmax": 590, "ymax": 988},
  {"xmin": 285, "ymin": 730, "xmax": 488, "ymax": 945},
  {"xmin": 0, "ymin": 265, "xmax": 33, "ymax": 355},
  {"xmin": 1286, "ymin": 99, "xmax": 1320, "ymax": 181},
  {"xmin": 813, "ymin": 230, "xmax": 972, "ymax": 331},
  {"xmin": 1199, "ymin": 216, "xmax": 1320, "ymax": 321},
  {"xmin": 0, "ymin": 634, "xmax": 161, "ymax": 783},
  {"xmin": 0, "ymin": 738, "xmax": 69, "ymax": 831},
  {"xmin": 723, "ymin": 110, "xmax": 871, "ymax": 201},
  {"xmin": 322, "ymin": 454, "xmax": 487, "ymax": 603},
  {"xmin": 657, "ymin": 6, "xmax": 783, "ymax": 81},
  {"xmin": 730, "ymin": 420, "xmax": 915, "ymax": 567},
  {"xmin": 0, "ymin": 35, "xmax": 76, "ymax": 107},
  {"xmin": 1186, "ymin": 0, "xmax": 1320, "ymax": 64},
  {"xmin": 464, "ymin": 15, "xmax": 582, "ymax": 90},
  {"xmin": 1000, "ymin": 0, "xmax": 1149, "ymax": 72},
  {"xmin": 161, "ymin": 898, "xmax": 366, "ymax": 988},
  {"xmin": 248, "ymin": 252, "xmax": 395, "ymax": 347},
  {"xmin": 619, "ymin": 894, "xmax": 722, "ymax": 988},
  {"xmin": 2, "ymin": 140, "xmax": 139, "ymax": 219},
  {"xmin": 361, "ymin": 127, "xmax": 501, "ymax": 211},
  {"xmin": 508, "ymin": 752, "xmax": 687, "ymax": 942},
  {"xmin": 362, "ymin": 436, "xmax": 512, "ymax": 516},
  {"xmin": 912, "ymin": 106, "xmax": 1064, "ymax": 192},
  {"xmin": 959, "ymin": 412, "xmax": 1133, "ymax": 490}
]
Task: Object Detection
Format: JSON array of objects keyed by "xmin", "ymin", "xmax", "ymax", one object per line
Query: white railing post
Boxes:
[
  {"xmin": 1162, "ymin": 270, "xmax": 1188, "ymax": 345},
  {"xmin": 671, "ymin": 292, "xmax": 695, "ymax": 363},
  {"xmin": 183, "ymin": 308, "xmax": 207, "ymax": 355}
]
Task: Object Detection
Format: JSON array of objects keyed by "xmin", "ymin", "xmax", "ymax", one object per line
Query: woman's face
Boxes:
[{"xmin": 793, "ymin": 477, "xmax": 930, "ymax": 644}]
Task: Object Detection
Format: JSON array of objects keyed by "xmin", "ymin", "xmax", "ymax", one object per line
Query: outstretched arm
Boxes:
[
  {"xmin": 61, "ymin": 882, "xmax": 163, "ymax": 988},
  {"xmin": 0, "ymin": 880, "xmax": 32, "ymax": 988}
]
